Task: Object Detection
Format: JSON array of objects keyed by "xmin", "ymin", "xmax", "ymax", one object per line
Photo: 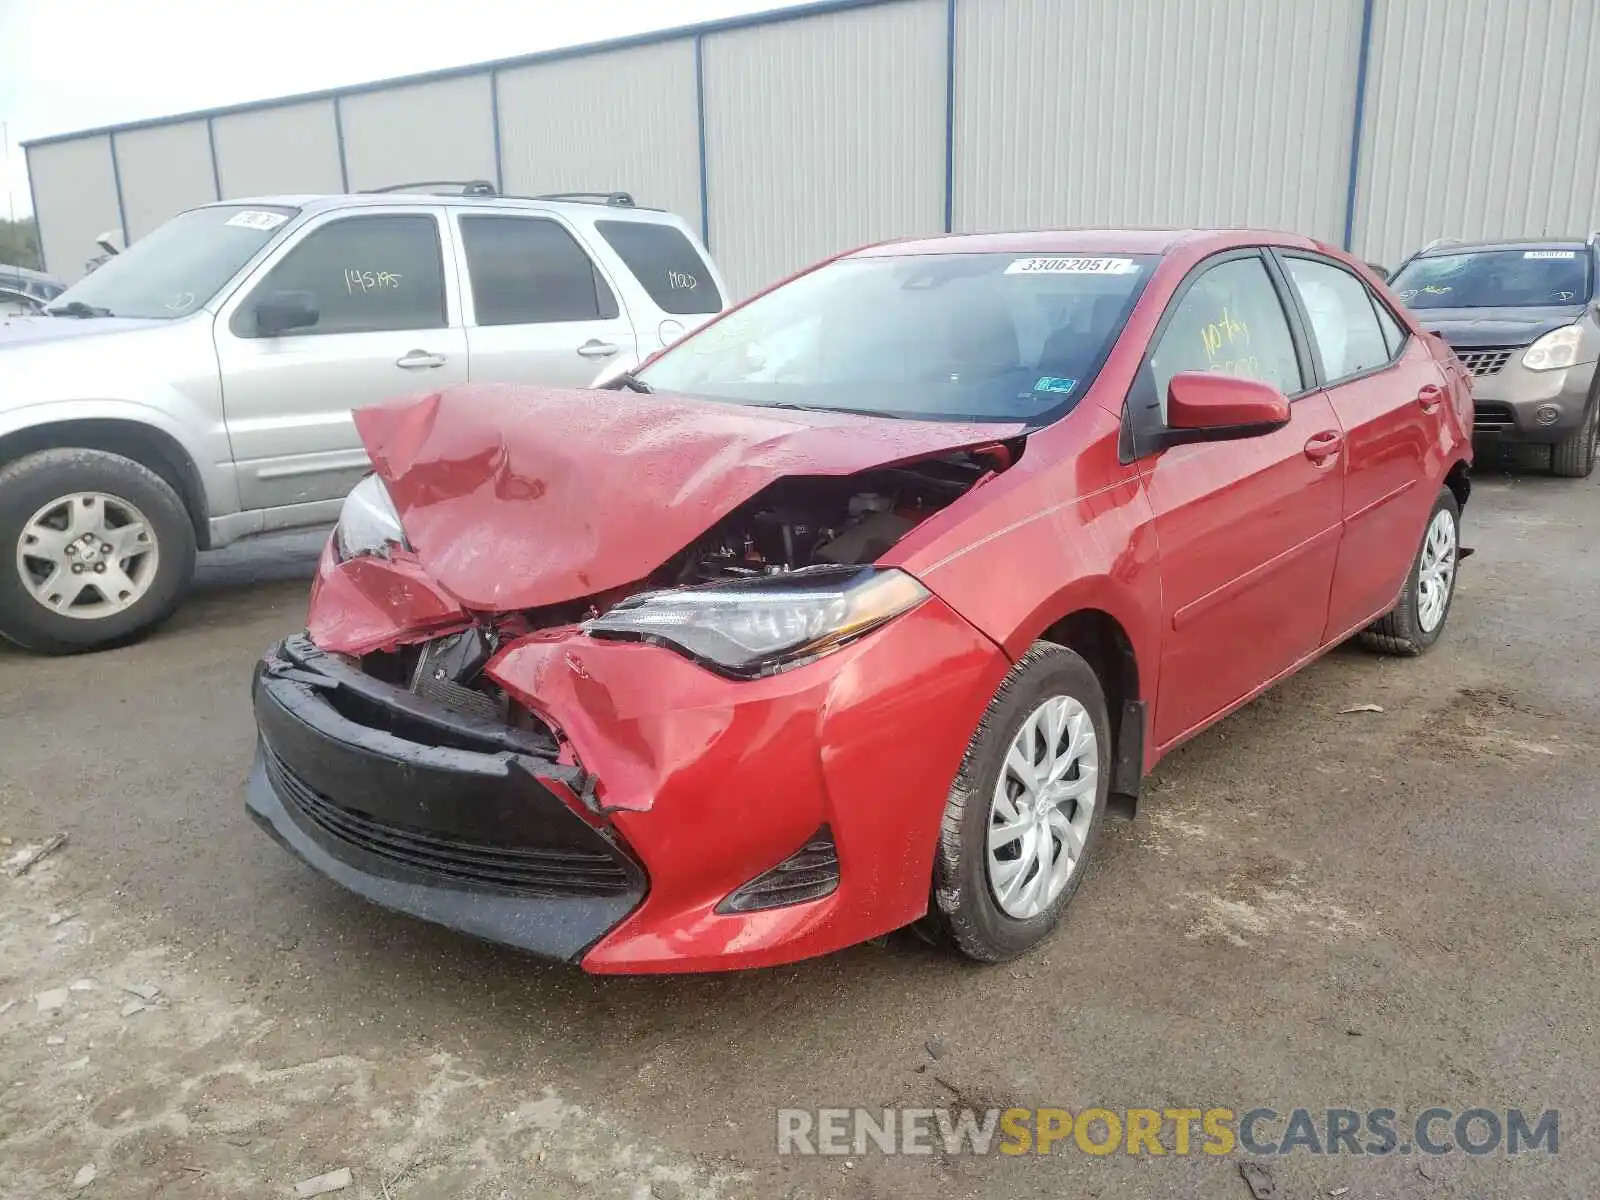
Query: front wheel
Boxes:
[
  {"xmin": 1550, "ymin": 394, "xmax": 1599, "ymax": 478},
  {"xmin": 1360, "ymin": 486, "xmax": 1460, "ymax": 656},
  {"xmin": 928, "ymin": 643, "xmax": 1111, "ymax": 962},
  {"xmin": 0, "ymin": 448, "xmax": 197, "ymax": 654}
]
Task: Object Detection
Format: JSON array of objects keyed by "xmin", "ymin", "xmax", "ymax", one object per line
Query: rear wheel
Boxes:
[
  {"xmin": 1550, "ymin": 392, "xmax": 1599, "ymax": 478},
  {"xmin": 1360, "ymin": 487, "xmax": 1460, "ymax": 656},
  {"xmin": 928, "ymin": 643, "xmax": 1110, "ymax": 962},
  {"xmin": 0, "ymin": 448, "xmax": 196, "ymax": 654}
]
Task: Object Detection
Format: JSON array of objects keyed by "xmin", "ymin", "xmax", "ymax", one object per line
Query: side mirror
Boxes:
[
  {"xmin": 254, "ymin": 289, "xmax": 319, "ymax": 336},
  {"xmin": 1161, "ymin": 371, "xmax": 1291, "ymax": 447},
  {"xmin": 1366, "ymin": 262, "xmax": 1390, "ymax": 281}
]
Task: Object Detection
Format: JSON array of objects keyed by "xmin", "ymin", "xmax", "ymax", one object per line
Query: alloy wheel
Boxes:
[
  {"xmin": 15, "ymin": 492, "xmax": 161, "ymax": 620},
  {"xmin": 1417, "ymin": 508, "xmax": 1457, "ymax": 633}
]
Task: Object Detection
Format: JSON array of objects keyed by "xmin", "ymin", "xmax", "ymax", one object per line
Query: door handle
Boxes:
[
  {"xmin": 1417, "ymin": 383, "xmax": 1444, "ymax": 412},
  {"xmin": 396, "ymin": 350, "xmax": 447, "ymax": 370},
  {"xmin": 1304, "ymin": 430, "xmax": 1344, "ymax": 463},
  {"xmin": 577, "ymin": 339, "xmax": 619, "ymax": 360}
]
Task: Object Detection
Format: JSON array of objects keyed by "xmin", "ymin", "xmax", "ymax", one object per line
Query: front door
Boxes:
[
  {"xmin": 1276, "ymin": 252, "xmax": 1443, "ymax": 637},
  {"xmin": 452, "ymin": 212, "xmax": 638, "ymax": 387},
  {"xmin": 214, "ymin": 208, "xmax": 468, "ymax": 512},
  {"xmin": 1133, "ymin": 252, "xmax": 1346, "ymax": 748}
]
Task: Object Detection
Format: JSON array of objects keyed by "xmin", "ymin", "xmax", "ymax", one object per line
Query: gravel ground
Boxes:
[{"xmin": 2, "ymin": 467, "xmax": 1597, "ymax": 1199}]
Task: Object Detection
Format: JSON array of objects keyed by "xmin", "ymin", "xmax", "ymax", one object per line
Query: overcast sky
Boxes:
[{"xmin": 0, "ymin": 0, "xmax": 783, "ymax": 221}]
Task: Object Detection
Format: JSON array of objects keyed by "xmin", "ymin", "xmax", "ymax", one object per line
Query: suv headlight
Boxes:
[
  {"xmin": 584, "ymin": 566, "xmax": 929, "ymax": 676},
  {"xmin": 335, "ymin": 474, "xmax": 407, "ymax": 560},
  {"xmin": 1522, "ymin": 324, "xmax": 1584, "ymax": 371}
]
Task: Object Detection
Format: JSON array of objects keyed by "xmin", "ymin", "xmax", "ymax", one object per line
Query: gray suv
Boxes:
[
  {"xmin": 0, "ymin": 185, "xmax": 726, "ymax": 653},
  {"xmin": 1389, "ymin": 233, "xmax": 1600, "ymax": 477}
]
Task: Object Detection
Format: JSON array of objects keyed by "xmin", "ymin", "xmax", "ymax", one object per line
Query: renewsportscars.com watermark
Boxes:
[{"xmin": 777, "ymin": 1106, "xmax": 1559, "ymax": 1158}]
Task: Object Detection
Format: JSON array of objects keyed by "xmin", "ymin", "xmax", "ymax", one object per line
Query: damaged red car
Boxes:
[{"xmin": 247, "ymin": 229, "xmax": 1473, "ymax": 973}]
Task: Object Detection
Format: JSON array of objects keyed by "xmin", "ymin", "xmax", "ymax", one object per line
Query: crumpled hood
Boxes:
[
  {"xmin": 354, "ymin": 384, "xmax": 1023, "ymax": 612},
  {"xmin": 1416, "ymin": 305, "xmax": 1586, "ymax": 349}
]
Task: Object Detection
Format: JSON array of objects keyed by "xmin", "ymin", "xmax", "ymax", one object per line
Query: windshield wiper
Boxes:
[{"xmin": 45, "ymin": 301, "xmax": 114, "ymax": 319}]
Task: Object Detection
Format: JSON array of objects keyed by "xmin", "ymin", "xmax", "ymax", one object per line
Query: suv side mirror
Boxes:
[
  {"xmin": 254, "ymin": 290, "xmax": 319, "ymax": 336},
  {"xmin": 1162, "ymin": 371, "xmax": 1291, "ymax": 446}
]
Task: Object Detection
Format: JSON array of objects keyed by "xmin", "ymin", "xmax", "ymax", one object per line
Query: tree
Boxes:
[{"xmin": 0, "ymin": 217, "xmax": 42, "ymax": 270}]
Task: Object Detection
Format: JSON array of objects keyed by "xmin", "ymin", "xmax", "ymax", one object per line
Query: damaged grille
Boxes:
[
  {"xmin": 264, "ymin": 747, "xmax": 631, "ymax": 897},
  {"xmin": 1454, "ymin": 348, "xmax": 1514, "ymax": 377},
  {"xmin": 717, "ymin": 826, "xmax": 841, "ymax": 913},
  {"xmin": 409, "ymin": 635, "xmax": 509, "ymax": 723}
]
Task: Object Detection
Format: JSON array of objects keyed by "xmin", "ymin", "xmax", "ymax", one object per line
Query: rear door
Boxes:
[
  {"xmin": 215, "ymin": 208, "xmax": 468, "ymax": 512},
  {"xmin": 590, "ymin": 218, "xmax": 727, "ymax": 357},
  {"xmin": 453, "ymin": 211, "xmax": 637, "ymax": 386},
  {"xmin": 1132, "ymin": 251, "xmax": 1346, "ymax": 748},
  {"xmin": 1276, "ymin": 252, "xmax": 1445, "ymax": 638}
]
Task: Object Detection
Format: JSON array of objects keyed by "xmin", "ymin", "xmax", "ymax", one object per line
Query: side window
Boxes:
[
  {"xmin": 237, "ymin": 214, "xmax": 445, "ymax": 337},
  {"xmin": 1370, "ymin": 294, "xmax": 1407, "ymax": 357},
  {"xmin": 594, "ymin": 219, "xmax": 723, "ymax": 315},
  {"xmin": 1284, "ymin": 257, "xmax": 1392, "ymax": 382},
  {"xmin": 1148, "ymin": 256, "xmax": 1303, "ymax": 416},
  {"xmin": 459, "ymin": 216, "xmax": 619, "ymax": 326}
]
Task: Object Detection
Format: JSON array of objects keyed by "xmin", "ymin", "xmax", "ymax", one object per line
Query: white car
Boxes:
[{"xmin": 0, "ymin": 184, "xmax": 727, "ymax": 652}]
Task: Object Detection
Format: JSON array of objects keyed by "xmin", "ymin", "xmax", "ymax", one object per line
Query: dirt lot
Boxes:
[{"xmin": 2, "ymin": 467, "xmax": 1597, "ymax": 1199}]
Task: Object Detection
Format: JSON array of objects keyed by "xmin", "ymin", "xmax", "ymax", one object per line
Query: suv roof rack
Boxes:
[
  {"xmin": 1420, "ymin": 237, "xmax": 1464, "ymax": 253},
  {"xmin": 526, "ymin": 191, "xmax": 636, "ymax": 207},
  {"xmin": 365, "ymin": 180, "xmax": 499, "ymax": 195}
]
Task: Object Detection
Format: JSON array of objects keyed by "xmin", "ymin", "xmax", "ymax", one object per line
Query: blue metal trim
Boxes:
[
  {"xmin": 108, "ymin": 131, "xmax": 131, "ymax": 242},
  {"xmin": 24, "ymin": 146, "xmax": 45, "ymax": 271},
  {"xmin": 489, "ymin": 70, "xmax": 505, "ymax": 194},
  {"xmin": 332, "ymin": 95, "xmax": 351, "ymax": 192},
  {"xmin": 206, "ymin": 116, "xmax": 223, "ymax": 199},
  {"xmin": 21, "ymin": 0, "xmax": 911, "ymax": 149},
  {"xmin": 1341, "ymin": 0, "xmax": 1377, "ymax": 252},
  {"xmin": 695, "ymin": 33, "xmax": 711, "ymax": 247},
  {"xmin": 942, "ymin": 0, "xmax": 957, "ymax": 232}
]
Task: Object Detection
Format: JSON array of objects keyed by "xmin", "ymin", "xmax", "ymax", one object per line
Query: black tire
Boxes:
[
  {"xmin": 1360, "ymin": 486, "xmax": 1460, "ymax": 656},
  {"xmin": 0, "ymin": 448, "xmax": 196, "ymax": 654},
  {"xmin": 1550, "ymin": 391, "xmax": 1599, "ymax": 478},
  {"xmin": 928, "ymin": 642, "xmax": 1111, "ymax": 962}
]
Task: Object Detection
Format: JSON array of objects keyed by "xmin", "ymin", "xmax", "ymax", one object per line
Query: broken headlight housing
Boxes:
[
  {"xmin": 335, "ymin": 474, "xmax": 408, "ymax": 560},
  {"xmin": 583, "ymin": 566, "xmax": 929, "ymax": 676}
]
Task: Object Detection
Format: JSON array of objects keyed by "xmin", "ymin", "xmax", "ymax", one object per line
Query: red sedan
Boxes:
[{"xmin": 246, "ymin": 228, "xmax": 1472, "ymax": 973}]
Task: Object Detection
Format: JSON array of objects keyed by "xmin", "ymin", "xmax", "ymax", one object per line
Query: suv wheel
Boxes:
[
  {"xmin": 1550, "ymin": 391, "xmax": 1599, "ymax": 479},
  {"xmin": 927, "ymin": 643, "xmax": 1110, "ymax": 962},
  {"xmin": 0, "ymin": 448, "xmax": 196, "ymax": 654}
]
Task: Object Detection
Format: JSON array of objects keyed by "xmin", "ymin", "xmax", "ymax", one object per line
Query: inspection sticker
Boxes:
[
  {"xmin": 1034, "ymin": 376, "xmax": 1079, "ymax": 395},
  {"xmin": 1005, "ymin": 256, "xmax": 1140, "ymax": 276},
  {"xmin": 1524, "ymin": 249, "xmax": 1575, "ymax": 259},
  {"xmin": 226, "ymin": 210, "xmax": 289, "ymax": 231}
]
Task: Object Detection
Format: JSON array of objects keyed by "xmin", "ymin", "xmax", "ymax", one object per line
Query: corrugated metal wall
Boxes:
[
  {"xmin": 26, "ymin": 136, "xmax": 121, "ymax": 280},
  {"xmin": 496, "ymin": 39, "xmax": 702, "ymax": 234},
  {"xmin": 114, "ymin": 120, "xmax": 217, "ymax": 240},
  {"xmin": 1351, "ymin": 0, "xmax": 1600, "ymax": 266},
  {"xmin": 702, "ymin": 0, "xmax": 946, "ymax": 296},
  {"xmin": 953, "ymin": 0, "xmax": 1362, "ymax": 240},
  {"xmin": 212, "ymin": 101, "xmax": 343, "ymax": 202},
  {"xmin": 22, "ymin": 0, "xmax": 1600, "ymax": 287},
  {"xmin": 340, "ymin": 75, "xmax": 497, "ymax": 192}
]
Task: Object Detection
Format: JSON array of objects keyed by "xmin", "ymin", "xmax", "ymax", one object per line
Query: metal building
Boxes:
[{"xmin": 23, "ymin": 0, "xmax": 1600, "ymax": 295}]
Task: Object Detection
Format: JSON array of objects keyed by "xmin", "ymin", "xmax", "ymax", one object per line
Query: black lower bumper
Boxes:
[{"xmin": 247, "ymin": 636, "xmax": 644, "ymax": 963}]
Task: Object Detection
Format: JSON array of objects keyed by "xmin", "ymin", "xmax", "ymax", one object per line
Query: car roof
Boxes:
[
  {"xmin": 194, "ymin": 192, "xmax": 686, "ymax": 224},
  {"xmin": 851, "ymin": 227, "xmax": 1328, "ymax": 259},
  {"xmin": 1412, "ymin": 237, "xmax": 1593, "ymax": 257}
]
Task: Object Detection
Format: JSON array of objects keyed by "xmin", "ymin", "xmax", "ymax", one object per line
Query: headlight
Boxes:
[
  {"xmin": 583, "ymin": 566, "xmax": 929, "ymax": 676},
  {"xmin": 335, "ymin": 474, "xmax": 407, "ymax": 560},
  {"xmin": 1522, "ymin": 324, "xmax": 1584, "ymax": 371}
]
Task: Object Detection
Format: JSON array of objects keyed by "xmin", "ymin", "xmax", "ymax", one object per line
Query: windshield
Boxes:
[
  {"xmin": 634, "ymin": 252, "xmax": 1155, "ymax": 423},
  {"xmin": 50, "ymin": 205, "xmax": 299, "ymax": 319},
  {"xmin": 1390, "ymin": 249, "xmax": 1593, "ymax": 309}
]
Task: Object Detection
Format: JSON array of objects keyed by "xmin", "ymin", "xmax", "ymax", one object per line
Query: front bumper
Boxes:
[
  {"xmin": 249, "ymin": 589, "xmax": 1008, "ymax": 973},
  {"xmin": 1468, "ymin": 358, "xmax": 1596, "ymax": 442},
  {"xmin": 247, "ymin": 636, "xmax": 645, "ymax": 962}
]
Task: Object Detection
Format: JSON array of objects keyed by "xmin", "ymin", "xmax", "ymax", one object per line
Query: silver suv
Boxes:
[
  {"xmin": 0, "ymin": 185, "xmax": 726, "ymax": 653},
  {"xmin": 1389, "ymin": 233, "xmax": 1600, "ymax": 477}
]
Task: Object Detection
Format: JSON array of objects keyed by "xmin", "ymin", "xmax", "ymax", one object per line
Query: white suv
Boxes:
[{"xmin": 0, "ymin": 185, "xmax": 727, "ymax": 653}]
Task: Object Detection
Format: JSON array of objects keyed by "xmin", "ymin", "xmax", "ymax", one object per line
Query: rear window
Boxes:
[
  {"xmin": 594, "ymin": 220, "xmax": 722, "ymax": 315},
  {"xmin": 1390, "ymin": 249, "xmax": 1593, "ymax": 309}
]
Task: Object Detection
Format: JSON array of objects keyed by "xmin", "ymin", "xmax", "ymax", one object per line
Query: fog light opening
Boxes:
[{"xmin": 1536, "ymin": 404, "xmax": 1562, "ymax": 427}]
